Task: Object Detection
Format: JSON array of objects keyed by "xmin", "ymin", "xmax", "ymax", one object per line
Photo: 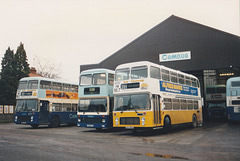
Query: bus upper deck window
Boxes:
[
  {"xmin": 131, "ymin": 66, "xmax": 148, "ymax": 79},
  {"xmin": 170, "ymin": 72, "xmax": 178, "ymax": 83},
  {"xmin": 115, "ymin": 68, "xmax": 129, "ymax": 81},
  {"xmin": 40, "ymin": 80, "xmax": 51, "ymax": 90},
  {"xmin": 150, "ymin": 66, "xmax": 161, "ymax": 79},
  {"xmin": 71, "ymin": 85, "xmax": 78, "ymax": 92},
  {"xmin": 161, "ymin": 69, "xmax": 170, "ymax": 81},
  {"xmin": 191, "ymin": 78, "xmax": 197, "ymax": 87},
  {"xmin": 108, "ymin": 73, "xmax": 114, "ymax": 85},
  {"xmin": 80, "ymin": 74, "xmax": 92, "ymax": 86},
  {"xmin": 93, "ymin": 73, "xmax": 106, "ymax": 85},
  {"xmin": 28, "ymin": 80, "xmax": 38, "ymax": 89},
  {"xmin": 63, "ymin": 84, "xmax": 71, "ymax": 92},
  {"xmin": 52, "ymin": 82, "xmax": 62, "ymax": 91},
  {"xmin": 178, "ymin": 74, "xmax": 185, "ymax": 84},
  {"xmin": 18, "ymin": 81, "xmax": 27, "ymax": 89},
  {"xmin": 185, "ymin": 77, "xmax": 191, "ymax": 86}
]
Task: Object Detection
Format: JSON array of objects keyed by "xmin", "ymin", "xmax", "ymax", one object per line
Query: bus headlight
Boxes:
[
  {"xmin": 102, "ymin": 119, "xmax": 106, "ymax": 123},
  {"xmin": 31, "ymin": 116, "xmax": 33, "ymax": 122},
  {"xmin": 115, "ymin": 117, "xmax": 119, "ymax": 126},
  {"xmin": 141, "ymin": 117, "xmax": 145, "ymax": 126},
  {"xmin": 78, "ymin": 118, "xmax": 81, "ymax": 123},
  {"xmin": 15, "ymin": 116, "xmax": 18, "ymax": 122}
]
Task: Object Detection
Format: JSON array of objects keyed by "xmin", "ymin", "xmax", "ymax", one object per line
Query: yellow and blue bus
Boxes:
[
  {"xmin": 226, "ymin": 77, "xmax": 240, "ymax": 122},
  {"xmin": 77, "ymin": 69, "xmax": 114, "ymax": 130},
  {"xmin": 113, "ymin": 61, "xmax": 203, "ymax": 131},
  {"xmin": 14, "ymin": 77, "xmax": 78, "ymax": 128}
]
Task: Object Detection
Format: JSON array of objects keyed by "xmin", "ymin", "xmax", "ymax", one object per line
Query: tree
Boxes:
[
  {"xmin": 0, "ymin": 43, "xmax": 30, "ymax": 105},
  {"xmin": 32, "ymin": 55, "xmax": 61, "ymax": 79},
  {"xmin": 14, "ymin": 42, "xmax": 30, "ymax": 80},
  {"xmin": 0, "ymin": 47, "xmax": 17, "ymax": 104}
]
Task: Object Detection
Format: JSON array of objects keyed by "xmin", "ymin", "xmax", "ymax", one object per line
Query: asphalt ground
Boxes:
[{"xmin": 0, "ymin": 122, "xmax": 240, "ymax": 161}]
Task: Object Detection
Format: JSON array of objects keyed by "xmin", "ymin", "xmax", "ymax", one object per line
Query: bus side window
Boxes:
[
  {"xmin": 150, "ymin": 66, "xmax": 161, "ymax": 79},
  {"xmin": 52, "ymin": 103, "xmax": 61, "ymax": 112},
  {"xmin": 193, "ymin": 101, "xmax": 198, "ymax": 110},
  {"xmin": 63, "ymin": 103, "xmax": 71, "ymax": 112},
  {"xmin": 71, "ymin": 85, "xmax": 78, "ymax": 93},
  {"xmin": 28, "ymin": 80, "xmax": 38, "ymax": 89},
  {"xmin": 161, "ymin": 69, "xmax": 170, "ymax": 81},
  {"xmin": 52, "ymin": 82, "xmax": 62, "ymax": 91},
  {"xmin": 72, "ymin": 104, "xmax": 77, "ymax": 112},
  {"xmin": 163, "ymin": 98, "xmax": 172, "ymax": 110},
  {"xmin": 187, "ymin": 100, "xmax": 193, "ymax": 110},
  {"xmin": 170, "ymin": 72, "xmax": 178, "ymax": 83},
  {"xmin": 191, "ymin": 78, "xmax": 197, "ymax": 87},
  {"xmin": 180, "ymin": 99, "xmax": 187, "ymax": 110},
  {"xmin": 185, "ymin": 76, "xmax": 191, "ymax": 86},
  {"xmin": 63, "ymin": 84, "xmax": 71, "ymax": 92},
  {"xmin": 40, "ymin": 80, "xmax": 51, "ymax": 90},
  {"xmin": 173, "ymin": 99, "xmax": 180, "ymax": 110},
  {"xmin": 178, "ymin": 74, "xmax": 185, "ymax": 85},
  {"xmin": 108, "ymin": 74, "xmax": 114, "ymax": 86}
]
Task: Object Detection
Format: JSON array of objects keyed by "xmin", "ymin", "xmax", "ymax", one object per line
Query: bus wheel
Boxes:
[
  {"xmin": 31, "ymin": 124, "xmax": 39, "ymax": 129},
  {"xmin": 163, "ymin": 116, "xmax": 171, "ymax": 133},
  {"xmin": 192, "ymin": 114, "xmax": 198, "ymax": 128},
  {"xmin": 50, "ymin": 116, "xmax": 60, "ymax": 128}
]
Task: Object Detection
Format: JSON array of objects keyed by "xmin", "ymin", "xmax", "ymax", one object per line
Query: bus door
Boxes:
[
  {"xmin": 153, "ymin": 95, "xmax": 161, "ymax": 126},
  {"xmin": 40, "ymin": 100, "xmax": 49, "ymax": 123}
]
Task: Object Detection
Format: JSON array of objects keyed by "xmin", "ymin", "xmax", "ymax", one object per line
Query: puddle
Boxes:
[
  {"xmin": 145, "ymin": 153, "xmax": 188, "ymax": 160},
  {"xmin": 129, "ymin": 152, "xmax": 188, "ymax": 160}
]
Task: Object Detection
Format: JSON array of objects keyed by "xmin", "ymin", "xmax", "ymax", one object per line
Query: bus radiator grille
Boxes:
[
  {"xmin": 81, "ymin": 118, "xmax": 102, "ymax": 124},
  {"xmin": 120, "ymin": 117, "xmax": 140, "ymax": 125},
  {"xmin": 18, "ymin": 116, "xmax": 31, "ymax": 122}
]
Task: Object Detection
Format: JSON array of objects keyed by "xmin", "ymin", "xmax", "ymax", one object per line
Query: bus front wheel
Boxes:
[{"xmin": 50, "ymin": 116, "xmax": 60, "ymax": 128}]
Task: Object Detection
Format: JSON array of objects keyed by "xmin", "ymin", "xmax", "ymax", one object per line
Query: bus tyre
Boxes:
[
  {"xmin": 31, "ymin": 124, "xmax": 39, "ymax": 129},
  {"xmin": 163, "ymin": 116, "xmax": 171, "ymax": 133},
  {"xmin": 50, "ymin": 116, "xmax": 60, "ymax": 128},
  {"xmin": 192, "ymin": 114, "xmax": 198, "ymax": 128}
]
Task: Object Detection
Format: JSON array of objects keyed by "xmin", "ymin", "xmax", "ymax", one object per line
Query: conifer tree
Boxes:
[
  {"xmin": 0, "ymin": 47, "xmax": 16, "ymax": 104},
  {"xmin": 0, "ymin": 43, "xmax": 30, "ymax": 105}
]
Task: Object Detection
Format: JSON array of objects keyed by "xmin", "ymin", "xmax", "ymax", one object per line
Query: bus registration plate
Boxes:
[
  {"xmin": 126, "ymin": 126, "xmax": 134, "ymax": 129},
  {"xmin": 87, "ymin": 124, "xmax": 94, "ymax": 127},
  {"xmin": 234, "ymin": 107, "xmax": 240, "ymax": 113}
]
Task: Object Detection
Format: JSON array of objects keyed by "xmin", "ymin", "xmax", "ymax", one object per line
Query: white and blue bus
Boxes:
[
  {"xmin": 14, "ymin": 77, "xmax": 78, "ymax": 128},
  {"xmin": 226, "ymin": 77, "xmax": 240, "ymax": 122},
  {"xmin": 77, "ymin": 69, "xmax": 114, "ymax": 130}
]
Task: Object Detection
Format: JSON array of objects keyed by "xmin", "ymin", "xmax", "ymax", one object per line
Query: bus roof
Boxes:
[
  {"xmin": 19, "ymin": 77, "xmax": 78, "ymax": 85},
  {"xmin": 115, "ymin": 61, "xmax": 198, "ymax": 79},
  {"xmin": 226, "ymin": 76, "xmax": 240, "ymax": 86},
  {"xmin": 206, "ymin": 84, "xmax": 226, "ymax": 88},
  {"xmin": 80, "ymin": 68, "xmax": 114, "ymax": 75}
]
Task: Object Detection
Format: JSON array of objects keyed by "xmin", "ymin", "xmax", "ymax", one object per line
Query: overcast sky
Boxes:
[{"xmin": 0, "ymin": 0, "xmax": 239, "ymax": 83}]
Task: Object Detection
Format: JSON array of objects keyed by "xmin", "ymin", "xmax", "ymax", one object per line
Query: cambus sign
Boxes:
[{"xmin": 159, "ymin": 51, "xmax": 191, "ymax": 62}]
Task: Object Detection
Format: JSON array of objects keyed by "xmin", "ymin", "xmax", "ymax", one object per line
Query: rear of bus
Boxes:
[{"xmin": 226, "ymin": 77, "xmax": 240, "ymax": 122}]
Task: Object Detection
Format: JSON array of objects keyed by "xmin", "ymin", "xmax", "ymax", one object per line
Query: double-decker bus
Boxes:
[
  {"xmin": 226, "ymin": 77, "xmax": 240, "ymax": 122},
  {"xmin": 205, "ymin": 85, "xmax": 227, "ymax": 121},
  {"xmin": 113, "ymin": 61, "xmax": 203, "ymax": 131},
  {"xmin": 77, "ymin": 69, "xmax": 114, "ymax": 130},
  {"xmin": 14, "ymin": 77, "xmax": 78, "ymax": 128}
]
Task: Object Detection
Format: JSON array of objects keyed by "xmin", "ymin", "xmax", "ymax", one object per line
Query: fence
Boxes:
[{"xmin": 0, "ymin": 105, "xmax": 15, "ymax": 123}]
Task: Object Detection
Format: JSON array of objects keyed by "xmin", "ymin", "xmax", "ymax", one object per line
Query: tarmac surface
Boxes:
[{"xmin": 0, "ymin": 122, "xmax": 240, "ymax": 161}]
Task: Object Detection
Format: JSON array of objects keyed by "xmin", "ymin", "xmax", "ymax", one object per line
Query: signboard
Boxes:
[
  {"xmin": 0, "ymin": 105, "xmax": 3, "ymax": 114},
  {"xmin": 4, "ymin": 105, "xmax": 8, "ymax": 114},
  {"xmin": 159, "ymin": 51, "xmax": 191, "ymax": 62},
  {"xmin": 9, "ymin": 106, "xmax": 14, "ymax": 113},
  {"xmin": 160, "ymin": 81, "xmax": 198, "ymax": 96}
]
